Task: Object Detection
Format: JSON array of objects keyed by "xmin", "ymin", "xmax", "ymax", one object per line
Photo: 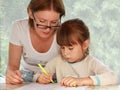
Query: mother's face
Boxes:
[{"xmin": 29, "ymin": 10, "xmax": 60, "ymax": 39}]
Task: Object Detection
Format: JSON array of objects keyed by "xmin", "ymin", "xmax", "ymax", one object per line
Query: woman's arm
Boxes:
[{"xmin": 6, "ymin": 43, "xmax": 23, "ymax": 84}]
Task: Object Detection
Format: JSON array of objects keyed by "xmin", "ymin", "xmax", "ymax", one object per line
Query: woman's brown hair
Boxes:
[{"xmin": 27, "ymin": 0, "xmax": 65, "ymax": 28}]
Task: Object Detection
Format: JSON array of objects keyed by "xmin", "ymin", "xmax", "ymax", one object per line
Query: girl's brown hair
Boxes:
[
  {"xmin": 57, "ymin": 18, "xmax": 90, "ymax": 54},
  {"xmin": 27, "ymin": 0, "xmax": 65, "ymax": 28}
]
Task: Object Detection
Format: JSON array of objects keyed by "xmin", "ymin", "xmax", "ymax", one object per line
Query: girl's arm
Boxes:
[{"xmin": 89, "ymin": 58, "xmax": 118, "ymax": 86}]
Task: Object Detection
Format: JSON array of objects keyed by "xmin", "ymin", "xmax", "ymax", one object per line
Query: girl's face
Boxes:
[
  {"xmin": 60, "ymin": 40, "xmax": 89, "ymax": 63},
  {"xmin": 30, "ymin": 10, "xmax": 60, "ymax": 39}
]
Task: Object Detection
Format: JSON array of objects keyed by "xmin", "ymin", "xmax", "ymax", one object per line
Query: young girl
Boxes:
[{"xmin": 37, "ymin": 18, "xmax": 118, "ymax": 87}]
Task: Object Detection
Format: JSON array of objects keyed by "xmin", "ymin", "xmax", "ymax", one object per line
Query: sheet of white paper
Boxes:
[{"xmin": 15, "ymin": 83, "xmax": 87, "ymax": 90}]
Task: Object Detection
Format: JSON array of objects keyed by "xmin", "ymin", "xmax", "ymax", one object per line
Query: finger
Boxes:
[
  {"xmin": 38, "ymin": 74, "xmax": 51, "ymax": 84},
  {"xmin": 47, "ymin": 73, "xmax": 53, "ymax": 80},
  {"xmin": 6, "ymin": 70, "xmax": 23, "ymax": 84},
  {"xmin": 16, "ymin": 70, "xmax": 22, "ymax": 77},
  {"xmin": 40, "ymin": 78, "xmax": 50, "ymax": 84},
  {"xmin": 63, "ymin": 78, "xmax": 74, "ymax": 87},
  {"xmin": 65, "ymin": 80, "xmax": 72, "ymax": 87},
  {"xmin": 8, "ymin": 70, "xmax": 23, "ymax": 81},
  {"xmin": 9, "ymin": 71, "xmax": 23, "ymax": 83},
  {"xmin": 61, "ymin": 78, "xmax": 68, "ymax": 86},
  {"xmin": 43, "ymin": 75, "xmax": 51, "ymax": 83},
  {"xmin": 16, "ymin": 70, "xmax": 23, "ymax": 81},
  {"xmin": 12, "ymin": 73, "xmax": 23, "ymax": 82},
  {"xmin": 6, "ymin": 76, "xmax": 22, "ymax": 84},
  {"xmin": 61, "ymin": 78, "xmax": 66, "ymax": 86},
  {"xmin": 43, "ymin": 73, "xmax": 52, "ymax": 81},
  {"xmin": 9, "ymin": 80, "xmax": 23, "ymax": 85}
]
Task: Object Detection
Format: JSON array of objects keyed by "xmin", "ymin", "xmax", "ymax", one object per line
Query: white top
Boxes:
[
  {"xmin": 44, "ymin": 55, "xmax": 118, "ymax": 85},
  {"xmin": 9, "ymin": 19, "xmax": 60, "ymax": 73}
]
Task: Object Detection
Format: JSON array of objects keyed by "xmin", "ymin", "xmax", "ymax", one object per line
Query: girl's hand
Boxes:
[
  {"xmin": 61, "ymin": 77, "xmax": 93, "ymax": 87},
  {"xmin": 37, "ymin": 73, "xmax": 53, "ymax": 84},
  {"xmin": 6, "ymin": 69, "xmax": 23, "ymax": 84}
]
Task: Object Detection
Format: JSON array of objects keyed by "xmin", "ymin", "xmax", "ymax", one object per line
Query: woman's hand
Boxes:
[
  {"xmin": 37, "ymin": 73, "xmax": 53, "ymax": 84},
  {"xmin": 61, "ymin": 76, "xmax": 93, "ymax": 87},
  {"xmin": 6, "ymin": 69, "xmax": 23, "ymax": 84}
]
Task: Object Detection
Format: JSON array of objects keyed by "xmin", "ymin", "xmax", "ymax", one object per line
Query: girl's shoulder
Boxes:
[{"xmin": 85, "ymin": 55, "xmax": 102, "ymax": 64}]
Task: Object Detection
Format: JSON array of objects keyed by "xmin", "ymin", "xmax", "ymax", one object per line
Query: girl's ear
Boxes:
[
  {"xmin": 83, "ymin": 39, "xmax": 90, "ymax": 50},
  {"xmin": 27, "ymin": 8, "xmax": 34, "ymax": 19}
]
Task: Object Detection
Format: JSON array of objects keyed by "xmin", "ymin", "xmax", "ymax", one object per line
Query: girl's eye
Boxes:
[
  {"xmin": 60, "ymin": 46, "xmax": 64, "ymax": 49},
  {"xmin": 68, "ymin": 47, "xmax": 73, "ymax": 50}
]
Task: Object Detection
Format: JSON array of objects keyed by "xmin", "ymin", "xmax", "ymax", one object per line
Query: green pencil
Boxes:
[{"xmin": 38, "ymin": 64, "xmax": 54, "ymax": 83}]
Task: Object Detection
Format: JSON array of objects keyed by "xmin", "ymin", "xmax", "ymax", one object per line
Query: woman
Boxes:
[{"xmin": 6, "ymin": 0, "xmax": 65, "ymax": 84}]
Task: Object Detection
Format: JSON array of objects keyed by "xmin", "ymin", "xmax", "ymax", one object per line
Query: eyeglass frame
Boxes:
[{"xmin": 32, "ymin": 12, "xmax": 61, "ymax": 30}]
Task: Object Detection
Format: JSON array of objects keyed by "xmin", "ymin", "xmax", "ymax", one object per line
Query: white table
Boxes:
[{"xmin": 0, "ymin": 82, "xmax": 120, "ymax": 90}]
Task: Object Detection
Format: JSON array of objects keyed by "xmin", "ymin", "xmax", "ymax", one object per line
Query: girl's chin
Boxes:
[{"xmin": 66, "ymin": 59, "xmax": 76, "ymax": 63}]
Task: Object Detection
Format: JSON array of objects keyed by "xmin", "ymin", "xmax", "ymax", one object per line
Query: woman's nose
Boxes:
[{"xmin": 47, "ymin": 21, "xmax": 51, "ymax": 26}]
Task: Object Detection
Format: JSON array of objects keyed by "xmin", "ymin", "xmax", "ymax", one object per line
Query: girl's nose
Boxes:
[{"xmin": 63, "ymin": 49, "xmax": 69, "ymax": 57}]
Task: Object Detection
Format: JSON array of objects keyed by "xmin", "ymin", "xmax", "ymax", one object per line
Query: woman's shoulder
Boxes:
[
  {"xmin": 11, "ymin": 19, "xmax": 29, "ymax": 32},
  {"xmin": 12, "ymin": 18, "xmax": 28, "ymax": 26}
]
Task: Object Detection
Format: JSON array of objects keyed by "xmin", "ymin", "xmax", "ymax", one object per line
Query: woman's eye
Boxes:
[
  {"xmin": 52, "ymin": 21, "xmax": 57, "ymax": 24},
  {"xmin": 51, "ymin": 21, "xmax": 59, "ymax": 25},
  {"xmin": 39, "ymin": 20, "xmax": 45, "ymax": 23}
]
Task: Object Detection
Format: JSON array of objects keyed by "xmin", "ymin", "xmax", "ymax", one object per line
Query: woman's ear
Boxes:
[
  {"xmin": 27, "ymin": 8, "xmax": 34, "ymax": 19},
  {"xmin": 83, "ymin": 39, "xmax": 90, "ymax": 50}
]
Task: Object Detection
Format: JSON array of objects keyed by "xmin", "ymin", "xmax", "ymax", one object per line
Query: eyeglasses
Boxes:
[
  {"xmin": 35, "ymin": 22, "xmax": 60, "ymax": 30},
  {"xmin": 32, "ymin": 13, "xmax": 61, "ymax": 30}
]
